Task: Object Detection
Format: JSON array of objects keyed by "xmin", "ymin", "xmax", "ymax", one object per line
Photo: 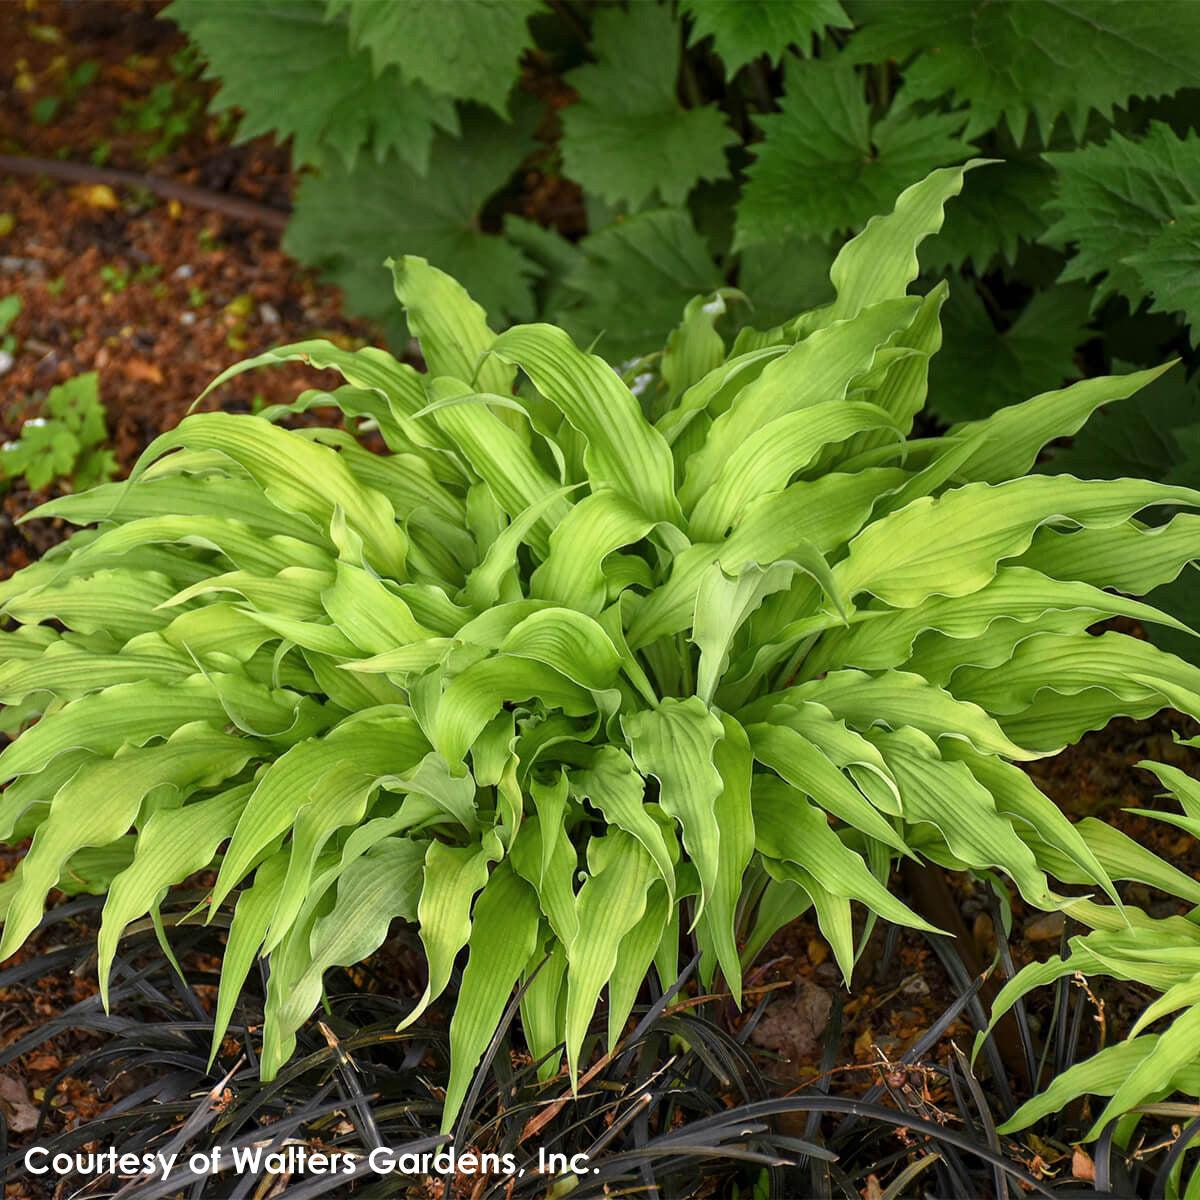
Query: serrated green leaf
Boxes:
[
  {"xmin": 1045, "ymin": 122, "xmax": 1200, "ymax": 320},
  {"xmin": 849, "ymin": 0, "xmax": 1200, "ymax": 143},
  {"xmin": 283, "ymin": 106, "xmax": 539, "ymax": 344},
  {"xmin": 682, "ymin": 0, "xmax": 850, "ymax": 73},
  {"xmin": 929, "ymin": 283, "xmax": 1091, "ymax": 424},
  {"xmin": 329, "ymin": 0, "xmax": 539, "ymax": 114},
  {"xmin": 923, "ymin": 156, "xmax": 1054, "ymax": 272},
  {"xmin": 554, "ymin": 208, "xmax": 725, "ymax": 365},
  {"xmin": 165, "ymin": 0, "xmax": 457, "ymax": 170},
  {"xmin": 560, "ymin": 3, "xmax": 734, "ymax": 209},
  {"xmin": 734, "ymin": 58, "xmax": 968, "ymax": 248},
  {"xmin": 1125, "ymin": 203, "xmax": 1200, "ymax": 339}
]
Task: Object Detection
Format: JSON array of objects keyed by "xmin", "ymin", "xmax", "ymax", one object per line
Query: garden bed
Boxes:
[{"xmin": 2, "ymin": 5, "xmax": 1200, "ymax": 1198}]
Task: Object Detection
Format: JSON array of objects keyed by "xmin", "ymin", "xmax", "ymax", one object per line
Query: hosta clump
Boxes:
[{"xmin": 3, "ymin": 165, "xmax": 1200, "ymax": 1133}]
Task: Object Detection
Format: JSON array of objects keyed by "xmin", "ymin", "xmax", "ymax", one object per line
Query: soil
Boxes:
[
  {"xmin": 0, "ymin": 4, "xmax": 1199, "ymax": 1197},
  {"xmin": 0, "ymin": 0, "xmax": 379, "ymax": 580}
]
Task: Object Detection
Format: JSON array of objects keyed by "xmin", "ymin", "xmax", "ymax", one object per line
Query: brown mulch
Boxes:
[{"xmin": 0, "ymin": 0, "xmax": 380, "ymax": 578}]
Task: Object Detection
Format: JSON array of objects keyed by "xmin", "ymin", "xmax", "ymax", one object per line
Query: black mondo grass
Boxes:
[{"xmin": 2, "ymin": 893, "xmax": 1191, "ymax": 1200}]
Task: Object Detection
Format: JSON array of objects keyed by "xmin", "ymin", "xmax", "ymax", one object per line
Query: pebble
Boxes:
[
  {"xmin": 1025, "ymin": 911, "xmax": 1067, "ymax": 941},
  {"xmin": 0, "ymin": 255, "xmax": 44, "ymax": 274},
  {"xmin": 814, "ymin": 961, "xmax": 842, "ymax": 986},
  {"xmin": 0, "ymin": 349, "xmax": 12, "ymax": 375}
]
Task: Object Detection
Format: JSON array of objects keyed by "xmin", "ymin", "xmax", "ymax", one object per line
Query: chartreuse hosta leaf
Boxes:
[
  {"xmin": 4, "ymin": 166, "xmax": 1200, "ymax": 1136},
  {"xmin": 979, "ymin": 764, "xmax": 1200, "ymax": 1145}
]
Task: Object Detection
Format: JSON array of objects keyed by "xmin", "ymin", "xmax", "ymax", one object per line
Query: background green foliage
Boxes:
[
  {"xmin": 159, "ymin": 1, "xmax": 1200, "ymax": 349},
  {"xmin": 164, "ymin": 0, "xmax": 1200, "ymax": 648}
]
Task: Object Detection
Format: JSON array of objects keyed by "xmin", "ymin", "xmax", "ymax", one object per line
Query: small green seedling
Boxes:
[
  {"xmin": 0, "ymin": 371, "xmax": 118, "ymax": 490},
  {"xmin": 0, "ymin": 295, "xmax": 20, "ymax": 357}
]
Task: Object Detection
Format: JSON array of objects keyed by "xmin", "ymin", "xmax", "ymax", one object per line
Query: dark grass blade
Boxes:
[{"xmin": 5, "ymin": 901, "xmax": 1192, "ymax": 1200}]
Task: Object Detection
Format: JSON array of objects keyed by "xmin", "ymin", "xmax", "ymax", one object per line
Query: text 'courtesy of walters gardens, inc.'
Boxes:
[{"xmin": 21, "ymin": 1144, "xmax": 597, "ymax": 1183}]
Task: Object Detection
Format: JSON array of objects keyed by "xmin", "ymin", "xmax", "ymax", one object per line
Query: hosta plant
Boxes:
[
  {"xmin": 3, "ymin": 166, "xmax": 1200, "ymax": 1134},
  {"xmin": 982, "ymin": 751, "xmax": 1200, "ymax": 1185}
]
